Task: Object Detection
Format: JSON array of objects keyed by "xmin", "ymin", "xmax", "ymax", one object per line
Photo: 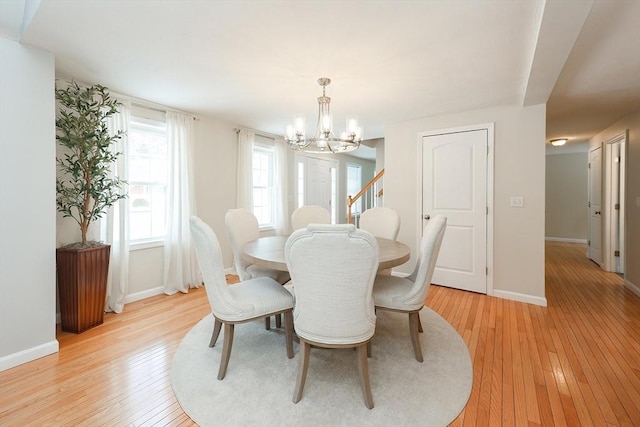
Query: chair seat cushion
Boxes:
[
  {"xmin": 372, "ymin": 275, "xmax": 424, "ymax": 312},
  {"xmin": 222, "ymin": 276, "xmax": 294, "ymax": 322}
]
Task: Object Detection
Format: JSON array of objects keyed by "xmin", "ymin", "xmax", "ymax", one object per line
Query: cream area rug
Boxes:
[{"xmin": 171, "ymin": 307, "xmax": 472, "ymax": 427}]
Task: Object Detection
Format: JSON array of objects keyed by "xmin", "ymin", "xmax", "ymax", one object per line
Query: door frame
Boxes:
[
  {"xmin": 603, "ymin": 131, "xmax": 627, "ymax": 273},
  {"xmin": 417, "ymin": 122, "xmax": 494, "ymax": 296},
  {"xmin": 588, "ymin": 145, "xmax": 603, "ymax": 266}
]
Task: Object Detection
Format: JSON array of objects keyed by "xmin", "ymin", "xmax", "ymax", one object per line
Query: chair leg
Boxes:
[
  {"xmin": 217, "ymin": 323, "xmax": 235, "ymax": 380},
  {"xmin": 284, "ymin": 310, "xmax": 294, "ymax": 359},
  {"xmin": 293, "ymin": 340, "xmax": 311, "ymax": 403},
  {"xmin": 366, "ymin": 340, "xmax": 372, "ymax": 358},
  {"xmin": 275, "ymin": 314, "xmax": 282, "ymax": 328},
  {"xmin": 356, "ymin": 343, "xmax": 374, "ymax": 409},
  {"xmin": 418, "ymin": 312, "xmax": 423, "ymax": 333},
  {"xmin": 209, "ymin": 318, "xmax": 222, "ymax": 347},
  {"xmin": 409, "ymin": 312, "xmax": 423, "ymax": 362},
  {"xmin": 265, "ymin": 317, "xmax": 271, "ymax": 330}
]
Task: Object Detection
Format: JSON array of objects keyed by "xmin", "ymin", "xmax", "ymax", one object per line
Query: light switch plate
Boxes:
[{"xmin": 510, "ymin": 196, "xmax": 524, "ymax": 208}]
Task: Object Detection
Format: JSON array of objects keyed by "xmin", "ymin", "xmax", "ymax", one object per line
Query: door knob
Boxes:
[
  {"xmin": 595, "ymin": 211, "xmax": 601, "ymax": 215},
  {"xmin": 423, "ymin": 214, "xmax": 431, "ymax": 220}
]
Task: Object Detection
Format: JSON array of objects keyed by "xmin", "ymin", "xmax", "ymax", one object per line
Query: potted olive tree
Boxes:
[{"xmin": 56, "ymin": 81, "xmax": 126, "ymax": 333}]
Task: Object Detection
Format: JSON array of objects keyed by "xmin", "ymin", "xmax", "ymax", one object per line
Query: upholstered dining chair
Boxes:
[
  {"xmin": 285, "ymin": 224, "xmax": 379, "ymax": 409},
  {"xmin": 371, "ymin": 215, "xmax": 447, "ymax": 362},
  {"xmin": 359, "ymin": 207, "xmax": 401, "ymax": 240},
  {"xmin": 290, "ymin": 205, "xmax": 331, "ymax": 231},
  {"xmin": 225, "ymin": 208, "xmax": 291, "ymax": 329},
  {"xmin": 189, "ymin": 216, "xmax": 294, "ymax": 380},
  {"xmin": 359, "ymin": 207, "xmax": 401, "ymax": 275}
]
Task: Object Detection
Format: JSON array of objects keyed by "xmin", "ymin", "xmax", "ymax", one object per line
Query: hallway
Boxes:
[{"xmin": 428, "ymin": 241, "xmax": 640, "ymax": 426}]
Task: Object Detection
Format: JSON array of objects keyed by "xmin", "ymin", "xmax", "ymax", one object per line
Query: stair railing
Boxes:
[{"xmin": 347, "ymin": 168, "xmax": 385, "ymax": 225}]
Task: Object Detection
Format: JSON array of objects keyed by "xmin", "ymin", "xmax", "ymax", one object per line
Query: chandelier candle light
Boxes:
[{"xmin": 285, "ymin": 78, "xmax": 363, "ymax": 153}]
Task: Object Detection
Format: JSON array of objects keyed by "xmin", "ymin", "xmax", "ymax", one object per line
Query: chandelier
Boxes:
[{"xmin": 285, "ymin": 78, "xmax": 363, "ymax": 153}]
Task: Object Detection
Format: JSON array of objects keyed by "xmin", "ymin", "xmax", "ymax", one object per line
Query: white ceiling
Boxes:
[{"xmin": 3, "ymin": 0, "xmax": 639, "ymax": 154}]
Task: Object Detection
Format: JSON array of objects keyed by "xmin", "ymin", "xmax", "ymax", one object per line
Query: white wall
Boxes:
[
  {"xmin": 385, "ymin": 104, "xmax": 546, "ymax": 305},
  {"xmin": 545, "ymin": 152, "xmax": 588, "ymax": 241},
  {"xmin": 192, "ymin": 116, "xmax": 239, "ymax": 269},
  {"xmin": 0, "ymin": 39, "xmax": 58, "ymax": 371}
]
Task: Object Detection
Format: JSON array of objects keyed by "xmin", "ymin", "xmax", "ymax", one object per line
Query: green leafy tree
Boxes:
[{"xmin": 55, "ymin": 81, "xmax": 127, "ymax": 246}]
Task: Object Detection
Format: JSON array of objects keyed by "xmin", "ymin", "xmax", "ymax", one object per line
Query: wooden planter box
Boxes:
[{"xmin": 56, "ymin": 244, "xmax": 111, "ymax": 333}]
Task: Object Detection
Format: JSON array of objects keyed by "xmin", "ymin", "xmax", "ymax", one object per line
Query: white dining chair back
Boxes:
[
  {"xmin": 190, "ymin": 216, "xmax": 294, "ymax": 379},
  {"xmin": 359, "ymin": 207, "xmax": 401, "ymax": 240},
  {"xmin": 285, "ymin": 224, "xmax": 379, "ymax": 408},
  {"xmin": 225, "ymin": 208, "xmax": 290, "ymax": 281},
  {"xmin": 225, "ymin": 208, "xmax": 291, "ymax": 330},
  {"xmin": 290, "ymin": 205, "xmax": 331, "ymax": 231},
  {"xmin": 371, "ymin": 215, "xmax": 447, "ymax": 362},
  {"xmin": 225, "ymin": 209, "xmax": 261, "ymax": 281},
  {"xmin": 405, "ymin": 215, "xmax": 447, "ymax": 307},
  {"xmin": 190, "ymin": 216, "xmax": 242, "ymax": 319}
]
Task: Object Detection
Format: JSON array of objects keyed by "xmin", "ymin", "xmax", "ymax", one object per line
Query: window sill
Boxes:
[{"xmin": 130, "ymin": 239, "xmax": 164, "ymax": 251}]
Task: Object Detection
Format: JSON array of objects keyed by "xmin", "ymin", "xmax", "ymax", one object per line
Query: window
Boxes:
[
  {"xmin": 252, "ymin": 136, "xmax": 276, "ymax": 228},
  {"xmin": 128, "ymin": 114, "xmax": 168, "ymax": 243},
  {"xmin": 347, "ymin": 164, "xmax": 362, "ymax": 214}
]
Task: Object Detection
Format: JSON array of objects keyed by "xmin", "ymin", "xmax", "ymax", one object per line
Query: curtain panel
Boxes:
[
  {"xmin": 103, "ymin": 99, "xmax": 131, "ymax": 313},
  {"xmin": 163, "ymin": 111, "xmax": 201, "ymax": 294}
]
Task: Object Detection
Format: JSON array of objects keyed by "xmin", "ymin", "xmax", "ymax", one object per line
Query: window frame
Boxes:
[
  {"xmin": 127, "ymin": 112, "xmax": 168, "ymax": 249},
  {"xmin": 252, "ymin": 139, "xmax": 277, "ymax": 230}
]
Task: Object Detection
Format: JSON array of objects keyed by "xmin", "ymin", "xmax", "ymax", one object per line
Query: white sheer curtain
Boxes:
[
  {"xmin": 273, "ymin": 137, "xmax": 289, "ymax": 235},
  {"xmin": 103, "ymin": 99, "xmax": 130, "ymax": 313},
  {"xmin": 236, "ymin": 130, "xmax": 254, "ymax": 211},
  {"xmin": 163, "ymin": 111, "xmax": 201, "ymax": 295}
]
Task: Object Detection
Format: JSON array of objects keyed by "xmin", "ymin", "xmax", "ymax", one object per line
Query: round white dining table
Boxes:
[{"xmin": 242, "ymin": 235, "xmax": 410, "ymax": 272}]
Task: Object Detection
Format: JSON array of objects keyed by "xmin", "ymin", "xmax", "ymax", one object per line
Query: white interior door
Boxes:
[
  {"xmin": 421, "ymin": 127, "xmax": 489, "ymax": 294},
  {"xmin": 305, "ymin": 157, "xmax": 336, "ymax": 221},
  {"xmin": 588, "ymin": 146, "xmax": 602, "ymax": 266},
  {"xmin": 605, "ymin": 136, "xmax": 625, "ymax": 274}
]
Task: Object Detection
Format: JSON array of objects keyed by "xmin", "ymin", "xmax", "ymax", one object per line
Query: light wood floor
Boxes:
[{"xmin": 1, "ymin": 242, "xmax": 638, "ymax": 426}]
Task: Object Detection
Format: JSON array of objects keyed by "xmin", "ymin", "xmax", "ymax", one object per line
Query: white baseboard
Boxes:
[
  {"xmin": 124, "ymin": 286, "xmax": 165, "ymax": 304},
  {"xmin": 625, "ymin": 278, "xmax": 640, "ymax": 298},
  {"xmin": 492, "ymin": 289, "xmax": 547, "ymax": 307},
  {"xmin": 0, "ymin": 340, "xmax": 59, "ymax": 372},
  {"xmin": 545, "ymin": 237, "xmax": 588, "ymax": 244}
]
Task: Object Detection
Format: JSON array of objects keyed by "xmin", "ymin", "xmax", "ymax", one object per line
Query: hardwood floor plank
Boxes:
[
  {"xmin": 488, "ymin": 298, "xmax": 504, "ymax": 426},
  {"xmin": 543, "ymin": 367, "xmax": 568, "ymax": 427},
  {"xmin": 501, "ymin": 297, "xmax": 516, "ymax": 426},
  {"xmin": 510, "ymin": 302, "xmax": 529, "ymax": 427}
]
